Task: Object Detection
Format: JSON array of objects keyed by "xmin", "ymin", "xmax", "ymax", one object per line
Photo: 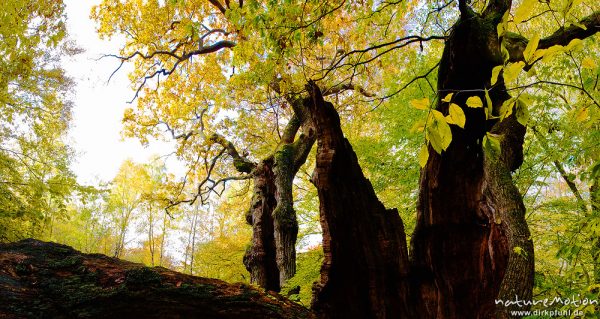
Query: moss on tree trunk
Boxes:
[{"xmin": 0, "ymin": 239, "xmax": 314, "ymax": 319}]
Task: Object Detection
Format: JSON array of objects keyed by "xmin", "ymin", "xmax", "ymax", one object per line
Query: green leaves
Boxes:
[
  {"xmin": 515, "ymin": 101, "xmax": 529, "ymax": 126},
  {"xmin": 483, "ymin": 133, "xmax": 502, "ymax": 158}
]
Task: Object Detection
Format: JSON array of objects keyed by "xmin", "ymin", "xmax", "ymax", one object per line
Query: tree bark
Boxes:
[
  {"xmin": 410, "ymin": 5, "xmax": 533, "ymax": 318},
  {"xmin": 243, "ymin": 159, "xmax": 281, "ymax": 291},
  {"xmin": 0, "ymin": 239, "xmax": 314, "ymax": 319},
  {"xmin": 214, "ymin": 114, "xmax": 314, "ymax": 290},
  {"xmin": 305, "ymin": 82, "xmax": 413, "ymax": 319},
  {"xmin": 272, "ymin": 131, "xmax": 315, "ymax": 286}
]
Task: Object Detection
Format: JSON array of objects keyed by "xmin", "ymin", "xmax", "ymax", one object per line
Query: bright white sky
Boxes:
[{"xmin": 63, "ymin": 0, "xmax": 179, "ymax": 185}]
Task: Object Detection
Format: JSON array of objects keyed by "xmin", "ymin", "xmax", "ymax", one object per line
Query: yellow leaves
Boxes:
[
  {"xmin": 523, "ymin": 34, "xmax": 539, "ymax": 63},
  {"xmin": 497, "ymin": 11, "xmax": 509, "ymax": 38},
  {"xmin": 541, "ymin": 45, "xmax": 565, "ymax": 63},
  {"xmin": 491, "ymin": 65, "xmax": 503, "ymax": 86},
  {"xmin": 513, "ymin": 246, "xmax": 524, "ymax": 256},
  {"xmin": 418, "ymin": 144, "xmax": 429, "ymax": 168},
  {"xmin": 566, "ymin": 38, "xmax": 583, "ymax": 51},
  {"xmin": 576, "ymin": 107, "xmax": 589, "ymax": 122},
  {"xmin": 582, "ymin": 57, "xmax": 597, "ymax": 69},
  {"xmin": 484, "ymin": 88, "xmax": 493, "ymax": 119},
  {"xmin": 513, "ymin": 0, "xmax": 537, "ymax": 24},
  {"xmin": 410, "ymin": 120, "xmax": 426, "ymax": 133},
  {"xmin": 466, "ymin": 96, "xmax": 483, "ymax": 108},
  {"xmin": 447, "ymin": 103, "xmax": 466, "ymax": 128},
  {"xmin": 441, "ymin": 93, "xmax": 453, "ymax": 103},
  {"xmin": 503, "ymin": 61, "xmax": 525, "ymax": 83},
  {"xmin": 123, "ymin": 108, "xmax": 135, "ymax": 122},
  {"xmin": 426, "ymin": 110, "xmax": 452, "ymax": 153},
  {"xmin": 500, "ymin": 98, "xmax": 516, "ymax": 120},
  {"xmin": 410, "ymin": 97, "xmax": 430, "ymax": 110}
]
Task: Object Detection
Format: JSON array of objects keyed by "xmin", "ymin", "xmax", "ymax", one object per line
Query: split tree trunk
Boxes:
[
  {"xmin": 410, "ymin": 4, "xmax": 533, "ymax": 318},
  {"xmin": 242, "ymin": 113, "xmax": 315, "ymax": 291},
  {"xmin": 305, "ymin": 82, "xmax": 413, "ymax": 319}
]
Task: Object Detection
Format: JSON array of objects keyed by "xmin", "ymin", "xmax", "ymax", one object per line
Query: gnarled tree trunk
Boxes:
[
  {"xmin": 243, "ymin": 159, "xmax": 281, "ymax": 291},
  {"xmin": 305, "ymin": 82, "xmax": 413, "ymax": 319},
  {"xmin": 410, "ymin": 3, "xmax": 533, "ymax": 318},
  {"xmin": 272, "ymin": 126, "xmax": 315, "ymax": 286}
]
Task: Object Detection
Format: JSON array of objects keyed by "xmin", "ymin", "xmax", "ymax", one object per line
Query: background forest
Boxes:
[{"xmin": 1, "ymin": 0, "xmax": 599, "ymax": 316}]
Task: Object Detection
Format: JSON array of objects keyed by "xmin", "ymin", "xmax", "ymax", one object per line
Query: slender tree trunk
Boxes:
[
  {"xmin": 410, "ymin": 5, "xmax": 533, "ymax": 318},
  {"xmin": 304, "ymin": 82, "xmax": 413, "ymax": 319},
  {"xmin": 148, "ymin": 205, "xmax": 155, "ymax": 266},
  {"xmin": 160, "ymin": 212, "xmax": 168, "ymax": 267},
  {"xmin": 591, "ymin": 177, "xmax": 600, "ymax": 283},
  {"xmin": 190, "ymin": 206, "xmax": 199, "ymax": 275},
  {"xmin": 243, "ymin": 160, "xmax": 281, "ymax": 291}
]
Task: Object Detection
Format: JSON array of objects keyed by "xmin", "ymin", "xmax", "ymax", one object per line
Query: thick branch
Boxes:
[
  {"xmin": 322, "ymin": 83, "xmax": 375, "ymax": 97},
  {"xmin": 208, "ymin": 0, "xmax": 227, "ymax": 14},
  {"xmin": 281, "ymin": 114, "xmax": 302, "ymax": 144},
  {"xmin": 208, "ymin": 133, "xmax": 256, "ymax": 173},
  {"xmin": 506, "ymin": 11, "xmax": 600, "ymax": 64}
]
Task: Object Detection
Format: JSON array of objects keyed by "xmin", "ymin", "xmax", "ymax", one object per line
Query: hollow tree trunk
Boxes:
[
  {"xmin": 410, "ymin": 5, "xmax": 533, "ymax": 318},
  {"xmin": 243, "ymin": 160, "xmax": 280, "ymax": 291},
  {"xmin": 305, "ymin": 82, "xmax": 413, "ymax": 319}
]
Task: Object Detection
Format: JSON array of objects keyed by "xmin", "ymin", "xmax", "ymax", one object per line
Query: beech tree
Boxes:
[
  {"xmin": 0, "ymin": 0, "xmax": 80, "ymax": 241},
  {"xmin": 92, "ymin": 0, "xmax": 599, "ymax": 317}
]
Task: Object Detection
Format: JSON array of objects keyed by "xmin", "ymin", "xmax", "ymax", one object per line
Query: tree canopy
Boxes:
[
  {"xmin": 0, "ymin": 0, "xmax": 81, "ymax": 241},
  {"xmin": 1, "ymin": 0, "xmax": 599, "ymax": 317}
]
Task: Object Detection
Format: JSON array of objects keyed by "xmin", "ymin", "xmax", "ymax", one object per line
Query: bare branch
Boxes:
[{"xmin": 318, "ymin": 35, "xmax": 445, "ymax": 81}]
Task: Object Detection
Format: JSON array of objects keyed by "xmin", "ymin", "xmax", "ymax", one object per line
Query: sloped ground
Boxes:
[{"xmin": 0, "ymin": 239, "xmax": 314, "ymax": 319}]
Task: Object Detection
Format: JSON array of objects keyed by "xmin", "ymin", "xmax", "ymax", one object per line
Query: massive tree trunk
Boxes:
[
  {"xmin": 410, "ymin": 3, "xmax": 533, "ymax": 318},
  {"xmin": 305, "ymin": 82, "xmax": 413, "ymax": 319},
  {"xmin": 0, "ymin": 239, "xmax": 314, "ymax": 319}
]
